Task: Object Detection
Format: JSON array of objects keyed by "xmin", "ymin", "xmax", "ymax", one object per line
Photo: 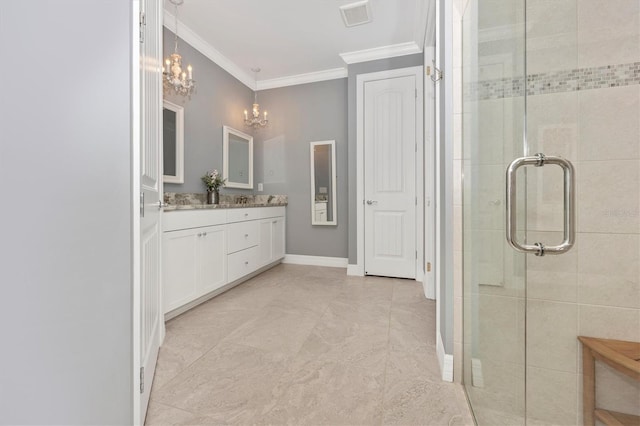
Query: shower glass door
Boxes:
[
  {"xmin": 463, "ymin": 0, "xmax": 640, "ymax": 424},
  {"xmin": 462, "ymin": 0, "xmax": 527, "ymax": 423}
]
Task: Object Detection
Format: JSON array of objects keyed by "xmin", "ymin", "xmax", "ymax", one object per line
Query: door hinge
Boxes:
[
  {"xmin": 139, "ymin": 11, "xmax": 146, "ymax": 43},
  {"xmin": 415, "ymin": 88, "xmax": 418, "ymax": 99},
  {"xmin": 415, "ymin": 197, "xmax": 418, "ymax": 206},
  {"xmin": 427, "ymin": 262, "xmax": 432, "ymax": 272},
  {"xmin": 415, "ymin": 250, "xmax": 418, "ymax": 259},
  {"xmin": 140, "ymin": 192, "xmax": 145, "ymax": 217},
  {"xmin": 139, "ymin": 366, "xmax": 144, "ymax": 393}
]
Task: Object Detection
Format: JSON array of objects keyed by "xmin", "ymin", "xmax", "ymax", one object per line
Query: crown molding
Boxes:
[
  {"xmin": 256, "ymin": 68, "xmax": 348, "ymax": 91},
  {"xmin": 164, "ymin": 11, "xmax": 256, "ymax": 90},
  {"xmin": 339, "ymin": 41, "xmax": 422, "ymax": 64}
]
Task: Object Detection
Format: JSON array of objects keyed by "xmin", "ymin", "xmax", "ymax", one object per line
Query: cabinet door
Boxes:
[
  {"xmin": 198, "ymin": 225, "xmax": 227, "ymax": 295},
  {"xmin": 163, "ymin": 229, "xmax": 198, "ymax": 313},
  {"xmin": 258, "ymin": 219, "xmax": 273, "ymax": 267},
  {"xmin": 272, "ymin": 217, "xmax": 285, "ymax": 260}
]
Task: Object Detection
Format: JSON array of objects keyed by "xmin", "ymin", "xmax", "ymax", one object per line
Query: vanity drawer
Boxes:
[
  {"xmin": 258, "ymin": 206, "xmax": 286, "ymax": 219},
  {"xmin": 227, "ymin": 246, "xmax": 259, "ymax": 282},
  {"xmin": 163, "ymin": 209, "xmax": 227, "ymax": 232},
  {"xmin": 227, "ymin": 208, "xmax": 259, "ymax": 223},
  {"xmin": 227, "ymin": 220, "xmax": 259, "ymax": 254}
]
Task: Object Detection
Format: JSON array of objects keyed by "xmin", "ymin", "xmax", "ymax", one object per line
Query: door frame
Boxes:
[
  {"xmin": 355, "ymin": 66, "xmax": 425, "ymax": 280},
  {"xmin": 131, "ymin": 2, "xmax": 142, "ymax": 423}
]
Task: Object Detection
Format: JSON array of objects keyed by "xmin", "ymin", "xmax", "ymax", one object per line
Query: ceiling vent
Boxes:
[{"xmin": 340, "ymin": 0, "xmax": 372, "ymax": 27}]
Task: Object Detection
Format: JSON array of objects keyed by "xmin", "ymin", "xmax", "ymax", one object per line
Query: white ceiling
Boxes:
[{"xmin": 163, "ymin": 0, "xmax": 433, "ymax": 90}]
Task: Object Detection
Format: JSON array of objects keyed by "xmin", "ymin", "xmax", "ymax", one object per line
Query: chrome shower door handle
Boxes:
[
  {"xmin": 366, "ymin": 200, "xmax": 378, "ymax": 205},
  {"xmin": 506, "ymin": 153, "xmax": 576, "ymax": 256}
]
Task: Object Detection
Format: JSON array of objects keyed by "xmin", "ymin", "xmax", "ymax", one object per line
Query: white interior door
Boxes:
[
  {"xmin": 364, "ymin": 75, "xmax": 417, "ymax": 278},
  {"xmin": 137, "ymin": 0, "xmax": 163, "ymax": 423}
]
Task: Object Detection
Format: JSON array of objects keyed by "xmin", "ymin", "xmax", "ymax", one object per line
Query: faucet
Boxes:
[{"xmin": 268, "ymin": 195, "xmax": 274, "ymax": 203}]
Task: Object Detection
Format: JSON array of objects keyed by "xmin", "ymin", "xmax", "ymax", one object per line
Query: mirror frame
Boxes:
[
  {"xmin": 310, "ymin": 140, "xmax": 337, "ymax": 226},
  {"xmin": 223, "ymin": 125, "xmax": 254, "ymax": 189},
  {"xmin": 162, "ymin": 100, "xmax": 184, "ymax": 184}
]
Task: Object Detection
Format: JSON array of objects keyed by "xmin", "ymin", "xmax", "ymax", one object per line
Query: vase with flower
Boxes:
[{"xmin": 201, "ymin": 170, "xmax": 226, "ymax": 204}]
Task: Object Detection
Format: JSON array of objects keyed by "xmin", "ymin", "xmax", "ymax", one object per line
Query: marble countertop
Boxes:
[
  {"xmin": 162, "ymin": 193, "xmax": 288, "ymax": 212},
  {"xmin": 164, "ymin": 202, "xmax": 287, "ymax": 212}
]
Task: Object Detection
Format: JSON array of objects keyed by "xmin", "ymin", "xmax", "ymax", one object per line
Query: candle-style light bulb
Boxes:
[
  {"xmin": 187, "ymin": 64, "xmax": 193, "ymax": 80},
  {"xmin": 264, "ymin": 111, "xmax": 268, "ymax": 120},
  {"xmin": 244, "ymin": 110, "xmax": 248, "ymax": 120}
]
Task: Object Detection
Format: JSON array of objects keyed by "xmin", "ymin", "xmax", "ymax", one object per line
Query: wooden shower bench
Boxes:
[{"xmin": 578, "ymin": 336, "xmax": 640, "ymax": 426}]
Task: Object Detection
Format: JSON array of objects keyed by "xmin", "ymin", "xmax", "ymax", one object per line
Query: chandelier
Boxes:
[
  {"xmin": 163, "ymin": 0, "xmax": 195, "ymax": 97},
  {"xmin": 244, "ymin": 68, "xmax": 269, "ymax": 128}
]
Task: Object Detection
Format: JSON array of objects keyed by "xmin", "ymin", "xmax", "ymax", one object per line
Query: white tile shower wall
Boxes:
[
  {"xmin": 525, "ymin": 0, "xmax": 640, "ymax": 423},
  {"xmin": 457, "ymin": 0, "xmax": 640, "ymax": 422}
]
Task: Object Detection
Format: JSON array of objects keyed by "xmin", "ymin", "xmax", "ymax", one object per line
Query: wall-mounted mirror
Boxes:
[
  {"xmin": 310, "ymin": 140, "xmax": 337, "ymax": 225},
  {"xmin": 223, "ymin": 125, "xmax": 253, "ymax": 189},
  {"xmin": 162, "ymin": 100, "xmax": 184, "ymax": 184}
]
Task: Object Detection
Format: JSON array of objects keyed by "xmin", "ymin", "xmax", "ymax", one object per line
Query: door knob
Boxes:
[{"xmin": 366, "ymin": 200, "xmax": 378, "ymax": 205}]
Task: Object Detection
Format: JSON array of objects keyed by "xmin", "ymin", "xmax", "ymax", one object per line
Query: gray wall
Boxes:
[
  {"xmin": 0, "ymin": 1, "xmax": 133, "ymax": 423},
  {"xmin": 346, "ymin": 54, "xmax": 424, "ymax": 264},
  {"xmin": 163, "ymin": 28, "xmax": 254, "ymax": 194},
  {"xmin": 254, "ymin": 79, "xmax": 349, "ymax": 258}
]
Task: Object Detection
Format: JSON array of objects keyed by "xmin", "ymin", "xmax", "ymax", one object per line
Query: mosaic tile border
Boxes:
[{"xmin": 465, "ymin": 61, "xmax": 640, "ymax": 101}]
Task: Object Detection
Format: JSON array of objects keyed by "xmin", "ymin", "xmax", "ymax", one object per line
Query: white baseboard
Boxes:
[
  {"xmin": 283, "ymin": 254, "xmax": 348, "ymax": 268},
  {"xmin": 437, "ymin": 330, "xmax": 454, "ymax": 382},
  {"xmin": 347, "ymin": 264, "xmax": 364, "ymax": 276},
  {"xmin": 471, "ymin": 358, "xmax": 484, "ymax": 388},
  {"xmin": 423, "ymin": 279, "xmax": 435, "ymax": 300}
]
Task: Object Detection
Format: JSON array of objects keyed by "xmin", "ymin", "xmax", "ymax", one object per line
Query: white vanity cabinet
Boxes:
[
  {"xmin": 162, "ymin": 206, "xmax": 285, "ymax": 318},
  {"xmin": 163, "ymin": 225, "xmax": 227, "ymax": 313},
  {"xmin": 259, "ymin": 215, "xmax": 285, "ymax": 267},
  {"xmin": 162, "ymin": 210, "xmax": 227, "ymax": 313}
]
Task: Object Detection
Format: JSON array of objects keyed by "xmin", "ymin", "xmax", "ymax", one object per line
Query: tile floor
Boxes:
[{"xmin": 146, "ymin": 264, "xmax": 474, "ymax": 425}]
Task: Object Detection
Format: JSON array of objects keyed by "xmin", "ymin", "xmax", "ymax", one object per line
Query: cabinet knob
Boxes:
[
  {"xmin": 203, "ymin": 232, "xmax": 207, "ymax": 236},
  {"xmin": 244, "ymin": 234, "xmax": 249, "ymax": 237},
  {"xmin": 244, "ymin": 261, "xmax": 249, "ymax": 265},
  {"xmin": 197, "ymin": 233, "xmax": 202, "ymax": 237}
]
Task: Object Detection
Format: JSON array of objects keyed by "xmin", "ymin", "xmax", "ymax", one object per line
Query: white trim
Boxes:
[
  {"xmin": 131, "ymin": 2, "xmax": 141, "ymax": 424},
  {"xmin": 434, "ymin": 0, "xmax": 443, "ymax": 365},
  {"xmin": 340, "ymin": 41, "xmax": 422, "ymax": 64},
  {"xmin": 310, "ymin": 140, "xmax": 338, "ymax": 226},
  {"xmin": 437, "ymin": 330, "xmax": 454, "ymax": 382},
  {"xmin": 162, "ymin": 100, "xmax": 184, "ymax": 184},
  {"xmin": 256, "ymin": 68, "xmax": 348, "ymax": 90},
  {"xmin": 163, "ymin": 11, "xmax": 256, "ymax": 90},
  {"xmin": 222, "ymin": 126, "xmax": 254, "ymax": 189},
  {"xmin": 347, "ymin": 264, "xmax": 364, "ymax": 276},
  {"xmin": 424, "ymin": 45, "xmax": 436, "ymax": 301},
  {"xmin": 283, "ymin": 254, "xmax": 348, "ymax": 268},
  {"xmin": 356, "ymin": 66, "xmax": 424, "ymax": 280}
]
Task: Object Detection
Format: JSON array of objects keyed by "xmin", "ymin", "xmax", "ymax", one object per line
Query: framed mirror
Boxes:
[
  {"xmin": 162, "ymin": 100, "xmax": 184, "ymax": 184},
  {"xmin": 310, "ymin": 140, "xmax": 337, "ymax": 226},
  {"xmin": 223, "ymin": 125, "xmax": 253, "ymax": 189}
]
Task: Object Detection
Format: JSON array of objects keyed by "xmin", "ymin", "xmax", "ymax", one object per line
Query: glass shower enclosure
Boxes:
[{"xmin": 462, "ymin": 0, "xmax": 640, "ymax": 424}]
